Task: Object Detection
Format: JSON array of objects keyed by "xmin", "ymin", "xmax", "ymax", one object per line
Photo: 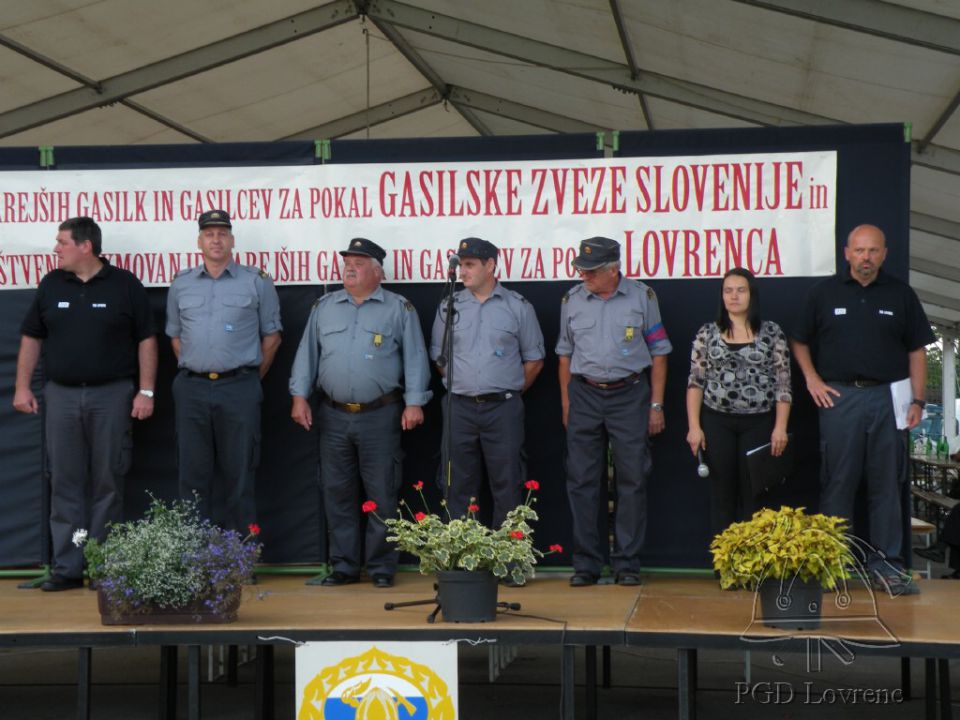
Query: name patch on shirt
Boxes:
[
  {"xmin": 879, "ymin": 309, "xmax": 894, "ymax": 316},
  {"xmin": 91, "ymin": 303, "xmax": 107, "ymax": 308},
  {"xmin": 57, "ymin": 301, "xmax": 70, "ymax": 308},
  {"xmin": 833, "ymin": 308, "xmax": 847, "ymax": 315}
]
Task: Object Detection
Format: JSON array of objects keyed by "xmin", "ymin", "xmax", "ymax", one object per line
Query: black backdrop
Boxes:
[{"xmin": 0, "ymin": 123, "xmax": 911, "ymax": 569}]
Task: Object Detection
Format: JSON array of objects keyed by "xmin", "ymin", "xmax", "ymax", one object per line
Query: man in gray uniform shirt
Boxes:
[
  {"xmin": 289, "ymin": 238, "xmax": 431, "ymax": 589},
  {"xmin": 166, "ymin": 210, "xmax": 282, "ymax": 533},
  {"xmin": 557, "ymin": 237, "xmax": 671, "ymax": 588},
  {"xmin": 430, "ymin": 238, "xmax": 544, "ymax": 530}
]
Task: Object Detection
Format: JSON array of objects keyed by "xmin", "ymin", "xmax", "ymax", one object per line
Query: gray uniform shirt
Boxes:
[
  {"xmin": 430, "ymin": 283, "xmax": 545, "ymax": 395},
  {"xmin": 165, "ymin": 260, "xmax": 282, "ymax": 372},
  {"xmin": 555, "ymin": 275, "xmax": 672, "ymax": 381},
  {"xmin": 288, "ymin": 286, "xmax": 432, "ymax": 407}
]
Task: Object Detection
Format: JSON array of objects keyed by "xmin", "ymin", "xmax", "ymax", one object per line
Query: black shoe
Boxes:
[
  {"xmin": 871, "ymin": 569, "xmax": 920, "ymax": 596},
  {"xmin": 41, "ymin": 575, "xmax": 84, "ymax": 592},
  {"xmin": 320, "ymin": 571, "xmax": 359, "ymax": 587},
  {"xmin": 914, "ymin": 545, "xmax": 946, "ymax": 563},
  {"xmin": 616, "ymin": 572, "xmax": 641, "ymax": 586},
  {"xmin": 569, "ymin": 572, "xmax": 598, "ymax": 587},
  {"xmin": 371, "ymin": 574, "xmax": 394, "ymax": 588}
]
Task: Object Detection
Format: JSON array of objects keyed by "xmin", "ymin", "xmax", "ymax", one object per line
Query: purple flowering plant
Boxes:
[{"xmin": 78, "ymin": 495, "xmax": 261, "ymax": 618}]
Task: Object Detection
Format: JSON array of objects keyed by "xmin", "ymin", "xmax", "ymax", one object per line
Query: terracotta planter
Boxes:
[
  {"xmin": 97, "ymin": 588, "xmax": 241, "ymax": 625},
  {"xmin": 758, "ymin": 577, "xmax": 823, "ymax": 631},
  {"xmin": 435, "ymin": 570, "xmax": 499, "ymax": 622}
]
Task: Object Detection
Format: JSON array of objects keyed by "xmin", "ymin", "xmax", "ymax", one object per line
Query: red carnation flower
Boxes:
[
  {"xmin": 468, "ymin": 503, "xmax": 480, "ymax": 513},
  {"xmin": 524, "ymin": 479, "xmax": 540, "ymax": 491},
  {"xmin": 361, "ymin": 500, "xmax": 377, "ymax": 513},
  {"xmin": 549, "ymin": 544, "xmax": 563, "ymax": 553},
  {"xmin": 415, "ymin": 512, "xmax": 427, "ymax": 522},
  {"xmin": 510, "ymin": 530, "xmax": 525, "ymax": 540},
  {"xmin": 247, "ymin": 523, "xmax": 261, "ymax": 536},
  {"xmin": 413, "ymin": 481, "xmax": 424, "ymax": 490}
]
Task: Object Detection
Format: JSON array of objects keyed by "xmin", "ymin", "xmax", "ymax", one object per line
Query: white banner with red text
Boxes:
[{"xmin": 0, "ymin": 150, "xmax": 836, "ymax": 288}]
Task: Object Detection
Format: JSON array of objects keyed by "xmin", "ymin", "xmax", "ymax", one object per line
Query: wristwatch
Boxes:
[
  {"xmin": 650, "ymin": 402, "xmax": 664, "ymax": 412},
  {"xmin": 138, "ymin": 389, "xmax": 155, "ymax": 399},
  {"xmin": 910, "ymin": 398, "xmax": 926, "ymax": 409}
]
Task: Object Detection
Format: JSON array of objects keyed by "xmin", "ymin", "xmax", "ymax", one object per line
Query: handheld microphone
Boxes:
[{"xmin": 697, "ymin": 448, "xmax": 710, "ymax": 478}]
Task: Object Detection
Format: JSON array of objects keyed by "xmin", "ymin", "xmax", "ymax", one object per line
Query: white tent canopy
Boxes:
[{"xmin": 2, "ymin": 0, "xmax": 960, "ymax": 334}]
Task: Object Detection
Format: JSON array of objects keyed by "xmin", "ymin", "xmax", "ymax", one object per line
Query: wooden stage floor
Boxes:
[
  {"xmin": 1, "ymin": 573, "xmax": 956, "ymax": 719},
  {"xmin": 1, "ymin": 573, "xmax": 958, "ymax": 653}
]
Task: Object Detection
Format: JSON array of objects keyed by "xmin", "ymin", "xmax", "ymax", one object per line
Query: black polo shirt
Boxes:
[
  {"xmin": 20, "ymin": 259, "xmax": 155, "ymax": 385},
  {"xmin": 792, "ymin": 268, "xmax": 935, "ymax": 383}
]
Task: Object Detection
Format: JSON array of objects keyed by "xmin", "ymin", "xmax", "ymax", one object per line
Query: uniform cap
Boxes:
[
  {"xmin": 457, "ymin": 237, "xmax": 498, "ymax": 261},
  {"xmin": 339, "ymin": 237, "xmax": 387, "ymax": 263},
  {"xmin": 198, "ymin": 210, "xmax": 232, "ymax": 229},
  {"xmin": 573, "ymin": 236, "xmax": 620, "ymax": 270}
]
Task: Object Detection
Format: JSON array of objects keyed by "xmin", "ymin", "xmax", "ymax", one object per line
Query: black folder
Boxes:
[{"xmin": 746, "ymin": 434, "xmax": 795, "ymax": 497}]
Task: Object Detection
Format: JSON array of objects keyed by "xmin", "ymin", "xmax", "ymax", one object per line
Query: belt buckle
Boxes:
[
  {"xmin": 207, "ymin": 372, "xmax": 220, "ymax": 380},
  {"xmin": 596, "ymin": 381, "xmax": 610, "ymax": 389},
  {"xmin": 475, "ymin": 395, "xmax": 488, "ymax": 403},
  {"xmin": 854, "ymin": 380, "xmax": 868, "ymax": 388},
  {"xmin": 344, "ymin": 402, "xmax": 363, "ymax": 413}
]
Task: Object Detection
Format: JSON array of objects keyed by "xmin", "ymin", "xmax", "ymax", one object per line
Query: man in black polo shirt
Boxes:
[
  {"xmin": 792, "ymin": 223, "xmax": 934, "ymax": 596},
  {"xmin": 13, "ymin": 217, "xmax": 157, "ymax": 591}
]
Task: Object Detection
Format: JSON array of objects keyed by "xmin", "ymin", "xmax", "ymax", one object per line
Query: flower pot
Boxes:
[
  {"xmin": 436, "ymin": 570, "xmax": 498, "ymax": 622},
  {"xmin": 758, "ymin": 577, "xmax": 823, "ymax": 631},
  {"xmin": 97, "ymin": 588, "xmax": 241, "ymax": 626}
]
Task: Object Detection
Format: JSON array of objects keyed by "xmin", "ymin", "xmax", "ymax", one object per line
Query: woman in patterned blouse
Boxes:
[{"xmin": 686, "ymin": 268, "xmax": 792, "ymax": 535}]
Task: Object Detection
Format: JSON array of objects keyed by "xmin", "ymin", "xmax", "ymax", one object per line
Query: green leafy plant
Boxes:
[
  {"xmin": 76, "ymin": 495, "xmax": 261, "ymax": 618},
  {"xmin": 710, "ymin": 506, "xmax": 854, "ymax": 590},
  {"xmin": 366, "ymin": 480, "xmax": 562, "ymax": 586}
]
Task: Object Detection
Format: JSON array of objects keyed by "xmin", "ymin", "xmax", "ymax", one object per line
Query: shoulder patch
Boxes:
[
  {"xmin": 259, "ymin": 269, "xmax": 270, "ymax": 279},
  {"xmin": 507, "ymin": 288, "xmax": 528, "ymax": 304},
  {"xmin": 171, "ymin": 267, "xmax": 192, "ymax": 283},
  {"xmin": 647, "ymin": 287, "xmax": 656, "ymax": 301},
  {"xmin": 404, "ymin": 300, "xmax": 414, "ymax": 311}
]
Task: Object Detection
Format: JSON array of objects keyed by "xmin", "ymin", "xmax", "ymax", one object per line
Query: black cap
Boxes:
[
  {"xmin": 456, "ymin": 237, "xmax": 498, "ymax": 261},
  {"xmin": 573, "ymin": 236, "xmax": 620, "ymax": 270},
  {"xmin": 339, "ymin": 238, "xmax": 386, "ymax": 263},
  {"xmin": 198, "ymin": 210, "xmax": 232, "ymax": 229}
]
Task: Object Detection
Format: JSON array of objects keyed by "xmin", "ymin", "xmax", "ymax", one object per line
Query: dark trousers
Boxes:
[
  {"xmin": 565, "ymin": 375, "xmax": 651, "ymax": 575},
  {"xmin": 442, "ymin": 393, "xmax": 525, "ymax": 527},
  {"xmin": 700, "ymin": 407, "xmax": 774, "ymax": 536},
  {"xmin": 173, "ymin": 370, "xmax": 261, "ymax": 532},
  {"xmin": 319, "ymin": 402, "xmax": 402, "ymax": 576},
  {"xmin": 818, "ymin": 384, "xmax": 907, "ymax": 570},
  {"xmin": 45, "ymin": 379, "xmax": 134, "ymax": 579}
]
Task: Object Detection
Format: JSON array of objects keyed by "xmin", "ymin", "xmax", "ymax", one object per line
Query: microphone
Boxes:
[
  {"xmin": 447, "ymin": 253, "xmax": 460, "ymax": 280},
  {"xmin": 697, "ymin": 448, "xmax": 710, "ymax": 478}
]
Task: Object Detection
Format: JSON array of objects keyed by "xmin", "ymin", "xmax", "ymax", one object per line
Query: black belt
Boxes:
[
  {"xmin": 828, "ymin": 379, "xmax": 885, "ymax": 388},
  {"xmin": 53, "ymin": 377, "xmax": 130, "ymax": 388},
  {"xmin": 577, "ymin": 372, "xmax": 643, "ymax": 390},
  {"xmin": 185, "ymin": 367, "xmax": 258, "ymax": 380},
  {"xmin": 453, "ymin": 392, "xmax": 516, "ymax": 403},
  {"xmin": 323, "ymin": 389, "xmax": 403, "ymax": 414}
]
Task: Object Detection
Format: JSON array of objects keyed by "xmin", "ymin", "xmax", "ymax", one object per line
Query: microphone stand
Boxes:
[{"xmin": 436, "ymin": 261, "xmax": 458, "ymax": 490}]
